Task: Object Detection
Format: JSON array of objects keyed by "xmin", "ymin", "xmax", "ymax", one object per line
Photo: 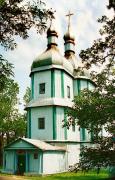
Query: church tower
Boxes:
[
  {"xmin": 26, "ymin": 12, "xmax": 95, "ymax": 165},
  {"xmin": 3, "ymin": 13, "xmax": 95, "ymax": 176},
  {"xmin": 27, "ymin": 19, "xmax": 80, "ymax": 142}
]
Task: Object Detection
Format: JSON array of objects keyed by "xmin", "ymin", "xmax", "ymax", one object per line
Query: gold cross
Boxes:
[{"xmin": 66, "ymin": 11, "xmax": 74, "ymax": 32}]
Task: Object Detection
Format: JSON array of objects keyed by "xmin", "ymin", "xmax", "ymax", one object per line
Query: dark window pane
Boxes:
[
  {"xmin": 82, "ymin": 128, "xmax": 85, "ymax": 141},
  {"xmin": 34, "ymin": 153, "xmax": 38, "ymax": 159},
  {"xmin": 67, "ymin": 86, "xmax": 70, "ymax": 98},
  {"xmin": 38, "ymin": 118, "xmax": 45, "ymax": 129},
  {"xmin": 39, "ymin": 83, "xmax": 45, "ymax": 94}
]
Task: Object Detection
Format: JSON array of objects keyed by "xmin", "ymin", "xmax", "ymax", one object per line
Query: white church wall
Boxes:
[
  {"xmin": 80, "ymin": 126, "xmax": 91, "ymax": 142},
  {"xmin": 56, "ymin": 107, "xmax": 65, "ymax": 140},
  {"xmin": 80, "ymin": 126, "xmax": 90, "ymax": 142},
  {"xmin": 73, "ymin": 80, "xmax": 79, "ymax": 96},
  {"xmin": 67, "ymin": 124, "xmax": 80, "ymax": 141},
  {"xmin": 67, "ymin": 144, "xmax": 80, "ymax": 166},
  {"xmin": 88, "ymin": 81, "xmax": 95, "ymax": 90},
  {"xmin": 64, "ymin": 73, "xmax": 73, "ymax": 100},
  {"xmin": 43, "ymin": 151, "xmax": 66, "ymax": 174},
  {"xmin": 55, "ymin": 70, "xmax": 61, "ymax": 98},
  {"xmin": 29, "ymin": 151, "xmax": 42, "ymax": 173},
  {"xmin": 80, "ymin": 79, "xmax": 87, "ymax": 90},
  {"xmin": 34, "ymin": 70, "xmax": 51, "ymax": 99},
  {"xmin": 73, "ymin": 79, "xmax": 95, "ymax": 96},
  {"xmin": 31, "ymin": 107, "xmax": 53, "ymax": 140}
]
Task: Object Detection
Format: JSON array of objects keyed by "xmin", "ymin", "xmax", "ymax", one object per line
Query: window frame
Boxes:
[
  {"xmin": 39, "ymin": 83, "xmax": 45, "ymax": 94},
  {"xmin": 67, "ymin": 85, "xmax": 70, "ymax": 98},
  {"xmin": 38, "ymin": 117, "xmax": 45, "ymax": 129},
  {"xmin": 34, "ymin": 153, "xmax": 38, "ymax": 159}
]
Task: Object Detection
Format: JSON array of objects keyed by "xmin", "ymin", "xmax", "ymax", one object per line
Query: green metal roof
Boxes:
[{"xmin": 4, "ymin": 138, "xmax": 66, "ymax": 151}]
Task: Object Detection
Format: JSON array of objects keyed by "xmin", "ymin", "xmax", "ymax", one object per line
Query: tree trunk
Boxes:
[{"xmin": 6, "ymin": 132, "xmax": 10, "ymax": 145}]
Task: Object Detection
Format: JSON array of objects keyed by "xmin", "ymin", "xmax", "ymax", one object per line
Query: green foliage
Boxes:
[
  {"xmin": 66, "ymin": 82, "xmax": 115, "ymax": 137},
  {"xmin": 0, "ymin": 76, "xmax": 26, "ymax": 142},
  {"xmin": 79, "ymin": 140, "xmax": 115, "ymax": 170},
  {"xmin": 0, "ymin": 55, "xmax": 14, "ymax": 92},
  {"xmin": 0, "ymin": 58, "xmax": 27, "ymax": 165},
  {"xmin": 107, "ymin": 0, "xmax": 115, "ymax": 9},
  {"xmin": 0, "ymin": 0, "xmax": 53, "ymax": 50},
  {"xmin": 0, "ymin": 79, "xmax": 19, "ymax": 119},
  {"xmin": 23, "ymin": 87, "xmax": 31, "ymax": 106}
]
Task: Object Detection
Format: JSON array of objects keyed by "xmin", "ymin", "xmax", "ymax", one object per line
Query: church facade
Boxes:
[{"xmin": 3, "ymin": 16, "xmax": 95, "ymax": 175}]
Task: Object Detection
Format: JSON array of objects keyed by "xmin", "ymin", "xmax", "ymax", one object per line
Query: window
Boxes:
[
  {"xmin": 38, "ymin": 118, "xmax": 45, "ymax": 129},
  {"xmin": 81, "ymin": 128, "xmax": 85, "ymax": 141},
  {"xmin": 39, "ymin": 83, "xmax": 45, "ymax": 94},
  {"xmin": 72, "ymin": 124, "xmax": 75, "ymax": 132},
  {"xmin": 34, "ymin": 153, "xmax": 38, "ymax": 159},
  {"xmin": 67, "ymin": 86, "xmax": 70, "ymax": 98}
]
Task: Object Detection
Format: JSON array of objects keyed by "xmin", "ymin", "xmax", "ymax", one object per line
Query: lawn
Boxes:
[
  {"xmin": 0, "ymin": 170, "xmax": 109, "ymax": 180},
  {"xmin": 26, "ymin": 171, "xmax": 109, "ymax": 180}
]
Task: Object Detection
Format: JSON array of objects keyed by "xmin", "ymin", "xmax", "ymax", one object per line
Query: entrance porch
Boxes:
[{"xmin": 3, "ymin": 138, "xmax": 66, "ymax": 175}]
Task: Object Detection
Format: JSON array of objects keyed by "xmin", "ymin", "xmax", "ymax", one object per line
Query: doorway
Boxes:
[{"xmin": 17, "ymin": 154, "xmax": 26, "ymax": 175}]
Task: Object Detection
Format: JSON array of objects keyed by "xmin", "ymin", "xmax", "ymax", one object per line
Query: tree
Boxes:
[
  {"xmin": 0, "ymin": 0, "xmax": 53, "ymax": 50},
  {"xmin": 23, "ymin": 86, "xmax": 31, "ymax": 138},
  {"xmin": 0, "ymin": 77, "xmax": 16, "ymax": 163},
  {"xmin": 23, "ymin": 87, "xmax": 31, "ymax": 106},
  {"xmin": 0, "ymin": 0, "xmax": 54, "ymax": 90},
  {"xmin": 0, "ymin": 0, "xmax": 53, "ymax": 120},
  {"xmin": 0, "ymin": 55, "xmax": 14, "ymax": 92},
  {"xmin": 0, "ymin": 77, "xmax": 27, "ymax": 165},
  {"xmin": 66, "ymin": 0, "xmax": 115, "ymax": 176},
  {"xmin": 0, "ymin": 0, "xmax": 54, "ymax": 89}
]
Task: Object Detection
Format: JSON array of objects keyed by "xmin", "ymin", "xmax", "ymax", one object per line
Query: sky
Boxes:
[{"xmin": 1, "ymin": 0, "xmax": 113, "ymax": 112}]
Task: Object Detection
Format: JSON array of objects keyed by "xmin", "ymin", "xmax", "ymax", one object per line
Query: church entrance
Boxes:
[{"xmin": 17, "ymin": 153, "xmax": 26, "ymax": 175}]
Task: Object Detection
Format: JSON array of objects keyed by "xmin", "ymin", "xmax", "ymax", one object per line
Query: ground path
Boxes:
[{"xmin": 0, "ymin": 175, "xmax": 28, "ymax": 180}]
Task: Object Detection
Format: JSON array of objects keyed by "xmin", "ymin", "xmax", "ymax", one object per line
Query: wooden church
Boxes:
[{"xmin": 3, "ymin": 13, "xmax": 95, "ymax": 175}]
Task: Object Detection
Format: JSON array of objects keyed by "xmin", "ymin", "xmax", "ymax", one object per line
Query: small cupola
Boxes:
[
  {"xmin": 63, "ymin": 11, "xmax": 75, "ymax": 59},
  {"xmin": 47, "ymin": 19, "xmax": 58, "ymax": 49}
]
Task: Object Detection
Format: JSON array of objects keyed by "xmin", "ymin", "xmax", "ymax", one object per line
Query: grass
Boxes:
[
  {"xmin": 0, "ymin": 170, "xmax": 109, "ymax": 180},
  {"xmin": 26, "ymin": 171, "xmax": 109, "ymax": 180}
]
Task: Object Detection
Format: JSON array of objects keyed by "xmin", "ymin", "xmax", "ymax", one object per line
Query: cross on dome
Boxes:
[
  {"xmin": 64, "ymin": 11, "xmax": 75, "ymax": 58},
  {"xmin": 66, "ymin": 11, "xmax": 74, "ymax": 32}
]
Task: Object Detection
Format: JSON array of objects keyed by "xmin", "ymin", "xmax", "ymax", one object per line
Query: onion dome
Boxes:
[
  {"xmin": 64, "ymin": 30, "xmax": 75, "ymax": 57},
  {"xmin": 31, "ymin": 21, "xmax": 74, "ymax": 74},
  {"xmin": 64, "ymin": 29, "xmax": 75, "ymax": 42},
  {"xmin": 31, "ymin": 48, "xmax": 73, "ymax": 74},
  {"xmin": 31, "ymin": 22, "xmax": 60, "ymax": 70},
  {"xmin": 32, "ymin": 48, "xmax": 62, "ymax": 69},
  {"xmin": 47, "ymin": 22, "xmax": 58, "ymax": 49}
]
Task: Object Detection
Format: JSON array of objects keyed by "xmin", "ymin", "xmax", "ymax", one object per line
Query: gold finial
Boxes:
[{"xmin": 66, "ymin": 11, "xmax": 74, "ymax": 32}]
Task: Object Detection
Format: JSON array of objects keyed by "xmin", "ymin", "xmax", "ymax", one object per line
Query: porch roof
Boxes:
[{"xmin": 4, "ymin": 138, "xmax": 66, "ymax": 151}]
